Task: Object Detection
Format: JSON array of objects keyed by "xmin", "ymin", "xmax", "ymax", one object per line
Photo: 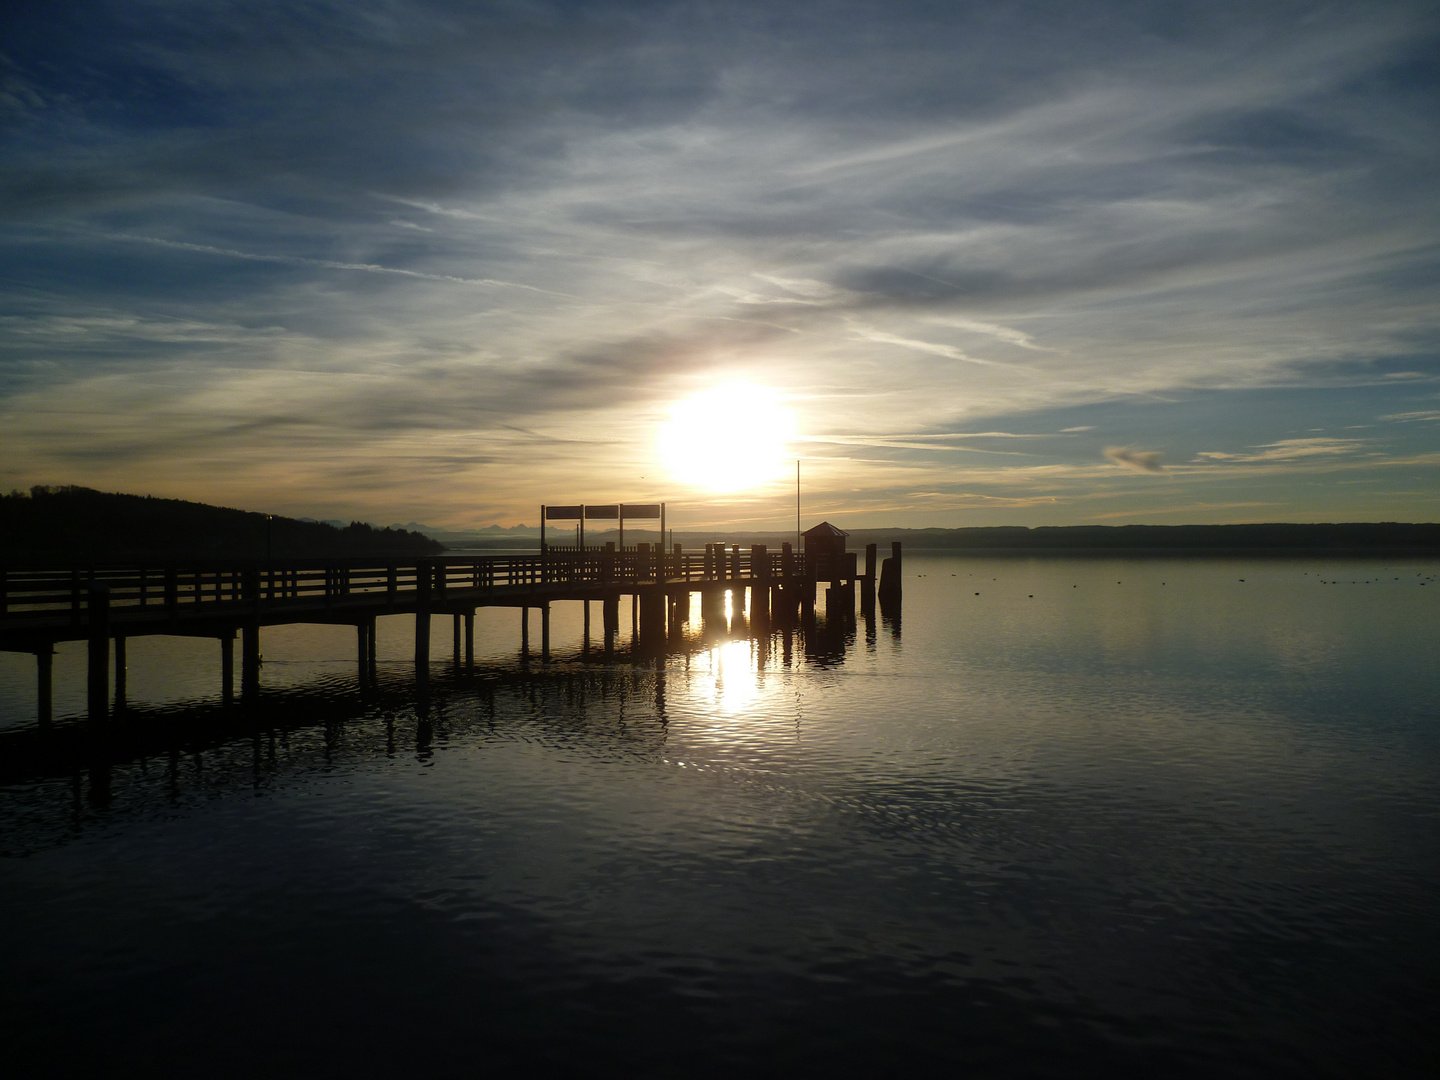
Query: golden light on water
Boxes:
[{"xmin": 659, "ymin": 383, "xmax": 796, "ymax": 492}]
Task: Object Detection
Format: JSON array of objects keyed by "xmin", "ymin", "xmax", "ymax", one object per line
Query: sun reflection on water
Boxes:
[{"xmin": 701, "ymin": 638, "xmax": 762, "ymax": 717}]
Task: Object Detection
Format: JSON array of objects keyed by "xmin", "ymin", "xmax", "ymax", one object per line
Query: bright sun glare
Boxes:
[{"xmin": 659, "ymin": 383, "xmax": 797, "ymax": 492}]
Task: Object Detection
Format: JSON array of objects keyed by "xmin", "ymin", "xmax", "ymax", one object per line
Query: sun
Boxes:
[{"xmin": 659, "ymin": 383, "xmax": 797, "ymax": 492}]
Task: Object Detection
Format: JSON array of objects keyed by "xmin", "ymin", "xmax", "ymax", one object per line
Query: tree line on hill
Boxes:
[
  {"xmin": 840, "ymin": 523, "xmax": 1440, "ymax": 552},
  {"xmin": 1, "ymin": 487, "xmax": 443, "ymax": 562}
]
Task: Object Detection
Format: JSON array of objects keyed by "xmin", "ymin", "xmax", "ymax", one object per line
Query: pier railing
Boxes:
[{"xmin": 0, "ymin": 548, "xmax": 835, "ymax": 622}]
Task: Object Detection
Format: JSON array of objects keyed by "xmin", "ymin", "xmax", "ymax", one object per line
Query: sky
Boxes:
[{"xmin": 2, "ymin": 0, "xmax": 1439, "ymax": 530}]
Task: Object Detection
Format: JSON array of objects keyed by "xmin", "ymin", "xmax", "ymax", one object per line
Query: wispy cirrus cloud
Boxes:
[{"xmin": 1195, "ymin": 438, "xmax": 1368, "ymax": 464}]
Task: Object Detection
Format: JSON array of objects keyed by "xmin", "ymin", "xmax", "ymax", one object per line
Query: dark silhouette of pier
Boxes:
[{"xmin": 2, "ymin": 536, "xmax": 899, "ymax": 725}]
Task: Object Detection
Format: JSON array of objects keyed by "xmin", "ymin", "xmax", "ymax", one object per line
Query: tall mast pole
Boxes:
[{"xmin": 795, "ymin": 459, "xmax": 801, "ymax": 550}]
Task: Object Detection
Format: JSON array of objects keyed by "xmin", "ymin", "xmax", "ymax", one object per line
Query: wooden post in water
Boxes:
[
  {"xmin": 861, "ymin": 543, "xmax": 877, "ymax": 615},
  {"xmin": 452, "ymin": 612, "xmax": 462, "ymax": 667},
  {"xmin": 603, "ymin": 594, "xmax": 619, "ymax": 652},
  {"xmin": 414, "ymin": 559, "xmax": 432, "ymax": 685},
  {"xmin": 541, "ymin": 603, "xmax": 551, "ymax": 662},
  {"xmin": 521, "ymin": 606, "xmax": 529, "ymax": 659},
  {"xmin": 36, "ymin": 647, "xmax": 53, "ymax": 726},
  {"xmin": 87, "ymin": 583, "xmax": 110, "ymax": 722},
  {"xmin": 241, "ymin": 622, "xmax": 260, "ymax": 705},
  {"xmin": 113, "ymin": 635, "xmax": 127, "ymax": 710},
  {"xmin": 464, "ymin": 612, "xmax": 474, "ymax": 669},
  {"xmin": 751, "ymin": 545, "xmax": 769, "ymax": 623},
  {"xmin": 357, "ymin": 622, "xmax": 369, "ymax": 683},
  {"xmin": 221, "ymin": 633, "xmax": 234, "ymax": 705},
  {"xmin": 878, "ymin": 541, "xmax": 903, "ymax": 603}
]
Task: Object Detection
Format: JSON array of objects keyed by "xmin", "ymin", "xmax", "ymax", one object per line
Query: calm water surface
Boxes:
[{"xmin": 2, "ymin": 555, "xmax": 1437, "ymax": 1077}]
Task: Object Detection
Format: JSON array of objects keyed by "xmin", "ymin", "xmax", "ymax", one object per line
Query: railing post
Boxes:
[{"xmin": 244, "ymin": 564, "xmax": 261, "ymax": 611}]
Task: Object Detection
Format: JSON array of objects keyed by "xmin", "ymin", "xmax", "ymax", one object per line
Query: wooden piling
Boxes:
[
  {"xmin": 36, "ymin": 647, "xmax": 53, "ymax": 726},
  {"xmin": 464, "ymin": 612, "xmax": 474, "ymax": 669},
  {"xmin": 414, "ymin": 559, "xmax": 432, "ymax": 683},
  {"xmin": 87, "ymin": 583, "xmax": 109, "ymax": 722},
  {"xmin": 878, "ymin": 541, "xmax": 903, "ymax": 602},
  {"xmin": 241, "ymin": 622, "xmax": 260, "ymax": 704},
  {"xmin": 221, "ymin": 633, "xmax": 234, "ymax": 705},
  {"xmin": 541, "ymin": 603, "xmax": 551, "ymax": 661},
  {"xmin": 113, "ymin": 635, "xmax": 127, "ymax": 710}
]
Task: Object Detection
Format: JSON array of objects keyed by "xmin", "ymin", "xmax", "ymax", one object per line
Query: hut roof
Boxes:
[{"xmin": 802, "ymin": 521, "xmax": 848, "ymax": 540}]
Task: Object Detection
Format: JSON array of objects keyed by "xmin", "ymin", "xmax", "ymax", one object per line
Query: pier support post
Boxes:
[
  {"xmin": 521, "ymin": 607, "xmax": 530, "ymax": 659},
  {"xmin": 453, "ymin": 612, "xmax": 462, "ymax": 667},
  {"xmin": 414, "ymin": 559, "xmax": 432, "ymax": 686},
  {"xmin": 541, "ymin": 603, "xmax": 551, "ymax": 662},
  {"xmin": 639, "ymin": 588, "xmax": 665, "ymax": 649},
  {"xmin": 36, "ymin": 648, "xmax": 53, "ymax": 726},
  {"xmin": 583, "ymin": 600, "xmax": 591, "ymax": 655},
  {"xmin": 241, "ymin": 622, "xmax": 260, "ymax": 705},
  {"xmin": 464, "ymin": 612, "xmax": 474, "ymax": 669},
  {"xmin": 878, "ymin": 541, "xmax": 903, "ymax": 603},
  {"xmin": 357, "ymin": 622, "xmax": 370, "ymax": 685},
  {"xmin": 113, "ymin": 635, "xmax": 127, "ymax": 711},
  {"xmin": 87, "ymin": 584, "xmax": 110, "ymax": 723},
  {"xmin": 221, "ymin": 633, "xmax": 234, "ymax": 705},
  {"xmin": 602, "ymin": 595, "xmax": 618, "ymax": 653},
  {"xmin": 752, "ymin": 545, "xmax": 769, "ymax": 625}
]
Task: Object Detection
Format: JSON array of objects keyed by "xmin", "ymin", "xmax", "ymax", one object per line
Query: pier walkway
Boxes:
[{"xmin": 1, "ymin": 542, "xmax": 884, "ymax": 724}]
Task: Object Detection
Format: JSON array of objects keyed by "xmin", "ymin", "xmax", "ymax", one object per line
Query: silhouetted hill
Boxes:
[{"xmin": 0, "ymin": 486, "xmax": 443, "ymax": 563}]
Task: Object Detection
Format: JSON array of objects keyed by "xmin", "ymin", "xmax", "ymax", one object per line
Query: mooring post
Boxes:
[
  {"xmin": 414, "ymin": 558, "xmax": 432, "ymax": 685},
  {"xmin": 241, "ymin": 622, "xmax": 260, "ymax": 705},
  {"xmin": 752, "ymin": 545, "xmax": 769, "ymax": 623},
  {"xmin": 464, "ymin": 611, "xmax": 474, "ymax": 669},
  {"xmin": 521, "ymin": 606, "xmax": 530, "ymax": 659},
  {"xmin": 221, "ymin": 633, "xmax": 234, "ymax": 705},
  {"xmin": 36, "ymin": 647, "xmax": 53, "ymax": 726},
  {"xmin": 878, "ymin": 541, "xmax": 903, "ymax": 603},
  {"xmin": 113, "ymin": 635, "xmax": 127, "ymax": 710},
  {"xmin": 87, "ymin": 583, "xmax": 110, "ymax": 722},
  {"xmin": 637, "ymin": 588, "xmax": 664, "ymax": 650},
  {"xmin": 541, "ymin": 603, "xmax": 551, "ymax": 662},
  {"xmin": 602, "ymin": 594, "xmax": 618, "ymax": 652}
]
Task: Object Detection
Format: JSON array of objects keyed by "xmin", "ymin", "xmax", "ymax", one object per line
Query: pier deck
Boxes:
[{"xmin": 1, "ymin": 543, "xmax": 880, "ymax": 724}]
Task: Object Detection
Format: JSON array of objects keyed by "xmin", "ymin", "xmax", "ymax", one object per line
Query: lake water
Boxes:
[{"xmin": 2, "ymin": 554, "xmax": 1437, "ymax": 1077}]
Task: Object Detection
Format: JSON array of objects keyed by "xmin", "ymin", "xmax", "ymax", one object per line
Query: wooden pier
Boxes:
[{"xmin": 1, "ymin": 540, "xmax": 891, "ymax": 725}]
